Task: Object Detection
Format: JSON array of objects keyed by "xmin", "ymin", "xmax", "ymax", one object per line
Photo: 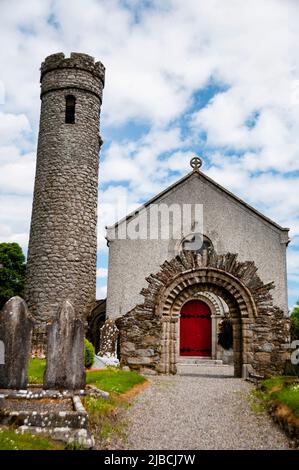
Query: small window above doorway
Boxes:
[{"xmin": 181, "ymin": 233, "xmax": 213, "ymax": 255}]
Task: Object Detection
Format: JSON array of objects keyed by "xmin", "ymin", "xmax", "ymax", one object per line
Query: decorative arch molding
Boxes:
[
  {"xmin": 174, "ymin": 289, "xmax": 223, "ymax": 318},
  {"xmin": 143, "ymin": 250, "xmax": 274, "ymax": 319},
  {"xmin": 117, "ymin": 249, "xmax": 289, "ymax": 378},
  {"xmin": 156, "ymin": 268, "xmax": 257, "ymax": 321}
]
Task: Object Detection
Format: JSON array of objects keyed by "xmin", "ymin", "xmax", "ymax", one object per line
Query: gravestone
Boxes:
[
  {"xmin": 44, "ymin": 300, "xmax": 85, "ymax": 390},
  {"xmin": 0, "ymin": 297, "xmax": 33, "ymax": 389},
  {"xmin": 97, "ymin": 319, "xmax": 119, "ymax": 365}
]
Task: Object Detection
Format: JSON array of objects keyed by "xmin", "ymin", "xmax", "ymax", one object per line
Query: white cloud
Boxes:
[
  {"xmin": 0, "ymin": 152, "xmax": 35, "ymax": 195},
  {"xmin": 0, "ymin": 112, "xmax": 31, "ymax": 144},
  {"xmin": 0, "ymin": 194, "xmax": 32, "ymax": 254},
  {"xmin": 287, "ymin": 251, "xmax": 299, "ymax": 272},
  {"xmin": 96, "ymin": 267, "xmax": 108, "ymax": 278},
  {"xmin": 96, "ymin": 285, "xmax": 107, "ymax": 299},
  {"xmin": 205, "ymin": 156, "xmax": 299, "ymax": 239},
  {"xmin": 0, "ymin": 0, "xmax": 299, "ymax": 307}
]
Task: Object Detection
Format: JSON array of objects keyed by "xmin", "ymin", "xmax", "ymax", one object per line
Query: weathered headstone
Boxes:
[
  {"xmin": 0, "ymin": 296, "xmax": 33, "ymax": 389},
  {"xmin": 44, "ymin": 300, "xmax": 85, "ymax": 390},
  {"xmin": 98, "ymin": 319, "xmax": 119, "ymax": 365}
]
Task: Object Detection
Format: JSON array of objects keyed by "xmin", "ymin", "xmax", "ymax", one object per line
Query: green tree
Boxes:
[
  {"xmin": 0, "ymin": 242, "xmax": 26, "ymax": 309},
  {"xmin": 290, "ymin": 300, "xmax": 299, "ymax": 341}
]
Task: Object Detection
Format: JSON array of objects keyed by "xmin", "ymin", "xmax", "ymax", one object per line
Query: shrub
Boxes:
[
  {"xmin": 290, "ymin": 301, "xmax": 299, "ymax": 341},
  {"xmin": 218, "ymin": 317, "xmax": 233, "ymax": 350},
  {"xmin": 85, "ymin": 339, "xmax": 95, "ymax": 368}
]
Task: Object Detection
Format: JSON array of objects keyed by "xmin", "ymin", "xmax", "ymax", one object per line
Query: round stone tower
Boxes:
[{"xmin": 25, "ymin": 52, "xmax": 105, "ymax": 328}]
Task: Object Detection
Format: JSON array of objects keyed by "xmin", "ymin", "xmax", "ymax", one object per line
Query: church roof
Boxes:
[{"xmin": 107, "ymin": 164, "xmax": 289, "ymax": 233}]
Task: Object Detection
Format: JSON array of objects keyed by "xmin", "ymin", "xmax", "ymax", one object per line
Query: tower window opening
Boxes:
[{"xmin": 65, "ymin": 95, "xmax": 76, "ymax": 123}]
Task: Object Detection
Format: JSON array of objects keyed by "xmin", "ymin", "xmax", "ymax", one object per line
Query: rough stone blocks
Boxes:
[{"xmin": 25, "ymin": 53, "xmax": 105, "ymax": 333}]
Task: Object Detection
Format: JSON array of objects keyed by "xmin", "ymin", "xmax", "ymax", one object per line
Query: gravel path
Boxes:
[{"xmin": 121, "ymin": 365, "xmax": 289, "ymax": 450}]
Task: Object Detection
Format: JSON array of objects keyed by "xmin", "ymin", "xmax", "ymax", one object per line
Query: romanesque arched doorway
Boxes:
[
  {"xmin": 117, "ymin": 250, "xmax": 289, "ymax": 379},
  {"xmin": 180, "ymin": 300, "xmax": 212, "ymax": 357},
  {"xmin": 156, "ymin": 273, "xmax": 247, "ymax": 377}
]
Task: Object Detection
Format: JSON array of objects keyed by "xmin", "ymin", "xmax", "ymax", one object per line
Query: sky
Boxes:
[{"xmin": 0, "ymin": 0, "xmax": 299, "ymax": 309}]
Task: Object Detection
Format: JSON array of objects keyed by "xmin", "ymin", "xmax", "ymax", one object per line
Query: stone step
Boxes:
[{"xmin": 177, "ymin": 357, "xmax": 223, "ymax": 365}]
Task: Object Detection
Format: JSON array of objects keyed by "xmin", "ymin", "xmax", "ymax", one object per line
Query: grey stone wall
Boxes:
[{"xmin": 25, "ymin": 53, "xmax": 105, "ymax": 325}]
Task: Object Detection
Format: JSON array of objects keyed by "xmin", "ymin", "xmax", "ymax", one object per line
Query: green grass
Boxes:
[
  {"xmin": 99, "ymin": 417, "xmax": 127, "ymax": 445},
  {"xmin": 262, "ymin": 376, "xmax": 287, "ymax": 392},
  {"xmin": 28, "ymin": 359, "xmax": 146, "ymax": 395},
  {"xmin": 28, "ymin": 358, "xmax": 46, "ymax": 384},
  {"xmin": 84, "ymin": 368, "xmax": 146, "ymax": 448},
  {"xmin": 260, "ymin": 376, "xmax": 299, "ymax": 417},
  {"xmin": 86, "ymin": 367, "xmax": 146, "ymax": 394},
  {"xmin": 83, "ymin": 395, "xmax": 117, "ymax": 421},
  {"xmin": 82, "ymin": 395, "xmax": 129, "ymax": 448},
  {"xmin": 249, "ymin": 389, "xmax": 267, "ymax": 413},
  {"xmin": 271, "ymin": 384, "xmax": 299, "ymax": 417},
  {"xmin": 0, "ymin": 429, "xmax": 63, "ymax": 450}
]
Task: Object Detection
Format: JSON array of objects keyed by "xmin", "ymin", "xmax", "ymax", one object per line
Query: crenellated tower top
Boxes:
[{"xmin": 40, "ymin": 52, "xmax": 105, "ymax": 99}]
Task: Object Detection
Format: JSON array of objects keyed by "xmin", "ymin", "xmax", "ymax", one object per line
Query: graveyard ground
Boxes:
[{"xmin": 0, "ymin": 360, "xmax": 147, "ymax": 450}]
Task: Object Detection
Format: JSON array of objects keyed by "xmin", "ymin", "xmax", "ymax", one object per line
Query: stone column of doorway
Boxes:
[
  {"xmin": 241, "ymin": 317, "xmax": 253, "ymax": 378},
  {"xmin": 231, "ymin": 317, "xmax": 242, "ymax": 377},
  {"xmin": 211, "ymin": 314, "xmax": 217, "ymax": 359}
]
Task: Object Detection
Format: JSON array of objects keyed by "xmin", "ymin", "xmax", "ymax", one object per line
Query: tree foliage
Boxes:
[
  {"xmin": 0, "ymin": 242, "xmax": 26, "ymax": 309},
  {"xmin": 290, "ymin": 300, "xmax": 299, "ymax": 341}
]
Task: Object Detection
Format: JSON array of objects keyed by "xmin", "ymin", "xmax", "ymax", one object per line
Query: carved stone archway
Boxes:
[
  {"xmin": 157, "ymin": 279, "xmax": 245, "ymax": 375},
  {"xmin": 170, "ymin": 288, "xmax": 223, "ymax": 317},
  {"xmin": 116, "ymin": 250, "xmax": 289, "ymax": 378},
  {"xmin": 161, "ymin": 287, "xmax": 225, "ymax": 362}
]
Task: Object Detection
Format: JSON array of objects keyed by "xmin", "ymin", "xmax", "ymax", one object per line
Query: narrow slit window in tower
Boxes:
[{"xmin": 65, "ymin": 95, "xmax": 76, "ymax": 123}]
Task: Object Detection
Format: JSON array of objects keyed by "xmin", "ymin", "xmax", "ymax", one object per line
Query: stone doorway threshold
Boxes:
[{"xmin": 177, "ymin": 356, "xmax": 223, "ymax": 365}]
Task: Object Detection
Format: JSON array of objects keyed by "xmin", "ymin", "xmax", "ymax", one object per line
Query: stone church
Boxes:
[
  {"xmin": 25, "ymin": 52, "xmax": 290, "ymax": 379},
  {"xmin": 105, "ymin": 158, "xmax": 290, "ymax": 378}
]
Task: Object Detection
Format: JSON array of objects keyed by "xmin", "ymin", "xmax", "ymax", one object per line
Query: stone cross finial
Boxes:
[{"xmin": 190, "ymin": 156, "xmax": 202, "ymax": 172}]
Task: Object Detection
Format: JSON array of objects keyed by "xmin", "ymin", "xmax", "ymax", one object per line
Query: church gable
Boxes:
[
  {"xmin": 106, "ymin": 162, "xmax": 289, "ymax": 318},
  {"xmin": 108, "ymin": 167, "xmax": 288, "ymax": 238}
]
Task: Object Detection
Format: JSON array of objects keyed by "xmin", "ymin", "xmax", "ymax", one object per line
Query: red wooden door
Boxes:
[{"xmin": 180, "ymin": 300, "xmax": 211, "ymax": 356}]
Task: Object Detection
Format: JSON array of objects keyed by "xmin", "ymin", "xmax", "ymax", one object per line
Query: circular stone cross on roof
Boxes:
[{"xmin": 190, "ymin": 156, "xmax": 202, "ymax": 171}]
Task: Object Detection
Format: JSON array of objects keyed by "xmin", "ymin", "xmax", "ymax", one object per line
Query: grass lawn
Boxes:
[
  {"xmin": 28, "ymin": 358, "xmax": 146, "ymax": 394},
  {"xmin": 28, "ymin": 358, "xmax": 46, "ymax": 384},
  {"xmin": 0, "ymin": 429, "xmax": 63, "ymax": 450},
  {"xmin": 86, "ymin": 368, "xmax": 145, "ymax": 394},
  {"xmin": 84, "ymin": 368, "xmax": 146, "ymax": 448},
  {"xmin": 261, "ymin": 376, "xmax": 299, "ymax": 417}
]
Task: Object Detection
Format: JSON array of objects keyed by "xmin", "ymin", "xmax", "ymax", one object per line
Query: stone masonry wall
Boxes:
[
  {"xmin": 116, "ymin": 250, "xmax": 290, "ymax": 377},
  {"xmin": 25, "ymin": 53, "xmax": 105, "ymax": 325}
]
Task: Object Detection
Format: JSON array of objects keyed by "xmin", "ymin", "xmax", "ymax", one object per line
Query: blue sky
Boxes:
[{"xmin": 0, "ymin": 0, "xmax": 298, "ymax": 310}]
